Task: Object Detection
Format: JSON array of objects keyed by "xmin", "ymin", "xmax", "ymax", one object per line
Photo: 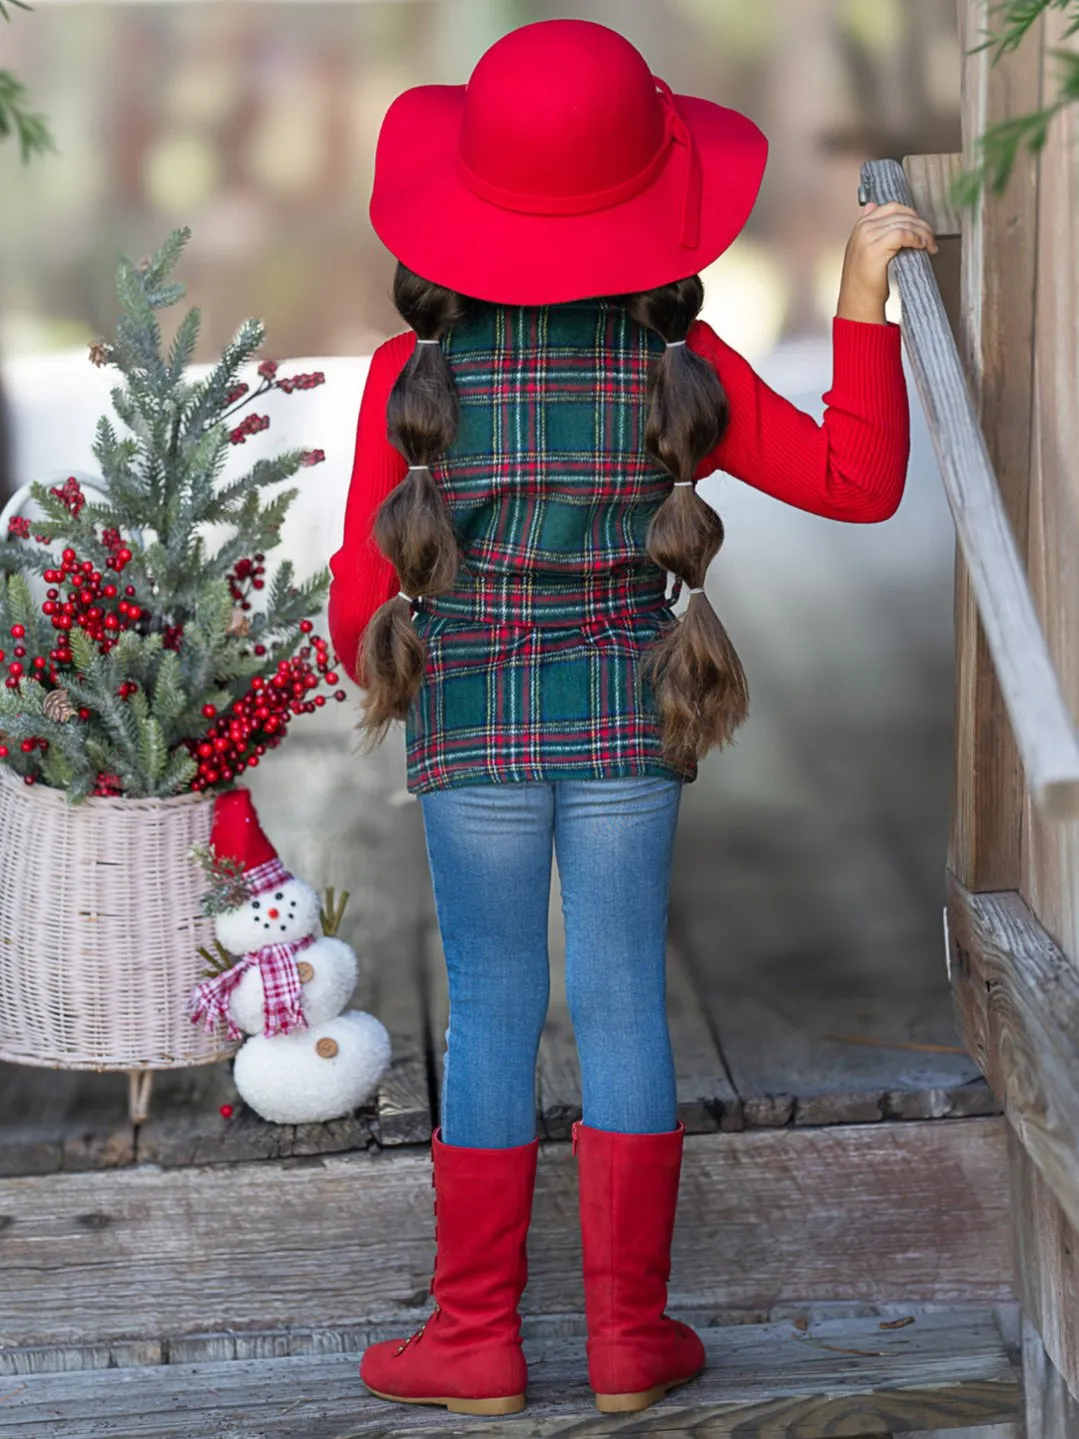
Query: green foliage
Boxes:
[
  {"xmin": 190, "ymin": 843, "xmax": 252, "ymax": 916},
  {"xmin": 0, "ymin": 1, "xmax": 54, "ymax": 164},
  {"xmin": 0, "ymin": 229, "xmax": 331, "ymax": 800},
  {"xmin": 952, "ymin": 0, "xmax": 1079, "ymax": 210}
]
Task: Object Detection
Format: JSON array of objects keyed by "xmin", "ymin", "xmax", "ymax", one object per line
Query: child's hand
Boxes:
[{"xmin": 836, "ymin": 201, "xmax": 938, "ymax": 323}]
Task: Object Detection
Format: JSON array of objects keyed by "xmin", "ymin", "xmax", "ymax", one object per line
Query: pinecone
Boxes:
[
  {"xmin": 226, "ymin": 608, "xmax": 251, "ymax": 638},
  {"xmin": 43, "ymin": 689, "xmax": 77, "ymax": 723},
  {"xmin": 88, "ymin": 341, "xmax": 110, "ymax": 368}
]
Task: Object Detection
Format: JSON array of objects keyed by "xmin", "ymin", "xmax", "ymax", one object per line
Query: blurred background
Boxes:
[
  {"xmin": 0, "ymin": 0, "xmax": 960, "ymax": 360},
  {"xmin": 0, "ymin": 0, "xmax": 974, "ymax": 1101}
]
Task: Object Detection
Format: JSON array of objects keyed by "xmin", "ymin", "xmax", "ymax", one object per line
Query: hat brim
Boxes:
[{"xmin": 369, "ymin": 85, "xmax": 768, "ymax": 305}]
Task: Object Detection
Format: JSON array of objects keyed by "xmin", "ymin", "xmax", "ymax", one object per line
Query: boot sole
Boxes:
[
  {"xmin": 364, "ymin": 1385, "xmax": 526, "ymax": 1416},
  {"xmin": 594, "ymin": 1366, "xmax": 705, "ymax": 1414}
]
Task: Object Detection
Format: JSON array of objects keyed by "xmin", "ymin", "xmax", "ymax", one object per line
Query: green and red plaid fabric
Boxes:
[{"xmin": 406, "ymin": 300, "xmax": 694, "ymax": 793}]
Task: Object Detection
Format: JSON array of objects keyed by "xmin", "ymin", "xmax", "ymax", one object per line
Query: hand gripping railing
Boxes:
[{"xmin": 860, "ymin": 157, "xmax": 1079, "ymax": 820}]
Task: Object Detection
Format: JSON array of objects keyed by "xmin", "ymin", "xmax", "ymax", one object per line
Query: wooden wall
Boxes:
[{"xmin": 953, "ymin": 2, "xmax": 1079, "ymax": 1428}]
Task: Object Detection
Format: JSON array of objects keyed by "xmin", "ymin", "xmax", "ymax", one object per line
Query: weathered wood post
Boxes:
[{"xmin": 947, "ymin": 2, "xmax": 1079, "ymax": 1431}]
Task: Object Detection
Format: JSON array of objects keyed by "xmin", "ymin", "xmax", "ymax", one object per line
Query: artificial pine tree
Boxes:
[{"xmin": 0, "ymin": 227, "xmax": 343, "ymax": 801}]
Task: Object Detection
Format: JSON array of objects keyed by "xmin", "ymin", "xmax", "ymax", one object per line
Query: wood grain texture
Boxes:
[
  {"xmin": 860, "ymin": 153, "xmax": 1079, "ymax": 819},
  {"xmin": 1008, "ymin": 1125, "xmax": 1079, "ymax": 1404},
  {"xmin": 0, "ymin": 1121, "xmax": 1012, "ymax": 1353},
  {"xmin": 0, "ymin": 1310, "xmax": 1019, "ymax": 1438},
  {"xmin": 1021, "ymin": 1313, "xmax": 1079, "ymax": 1438},
  {"xmin": 901, "ymin": 153, "xmax": 963, "ymax": 238},
  {"xmin": 0, "ymin": 1062, "xmax": 134, "ymax": 1177},
  {"xmin": 947, "ymin": 875, "xmax": 1079, "ymax": 1235},
  {"xmin": 674, "ymin": 800, "xmax": 993, "ymax": 1130},
  {"xmin": 949, "ymin": 0, "xmax": 1042, "ymax": 888},
  {"xmin": 1020, "ymin": 6, "xmax": 1079, "ymax": 955}
]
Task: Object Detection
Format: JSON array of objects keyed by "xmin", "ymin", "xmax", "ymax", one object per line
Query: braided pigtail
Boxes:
[
  {"xmin": 360, "ymin": 265, "xmax": 472, "ymax": 742},
  {"xmin": 624, "ymin": 276, "xmax": 749, "ymax": 769}
]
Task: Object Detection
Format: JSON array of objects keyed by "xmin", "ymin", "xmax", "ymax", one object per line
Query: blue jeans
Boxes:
[{"xmin": 419, "ymin": 775, "xmax": 682, "ymax": 1148}]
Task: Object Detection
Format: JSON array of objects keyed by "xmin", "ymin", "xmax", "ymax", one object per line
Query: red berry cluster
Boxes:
[
  {"xmin": 299, "ymin": 449, "xmax": 326, "ymax": 468},
  {"xmin": 2, "ymin": 623, "xmax": 42, "ymax": 690},
  {"xmin": 7, "ymin": 516, "xmax": 30, "ymax": 540},
  {"xmin": 228, "ymin": 414, "xmax": 271, "ymax": 447},
  {"xmin": 92, "ymin": 771, "xmax": 123, "ymax": 798},
  {"xmin": 276, "ymin": 370, "xmax": 325, "ymax": 394},
  {"xmin": 226, "ymin": 383, "xmax": 250, "ymax": 404},
  {"xmin": 40, "ymin": 546, "xmax": 141, "ymax": 662},
  {"xmin": 257, "ymin": 359, "xmax": 278, "ymax": 379},
  {"xmin": 49, "ymin": 477, "xmax": 86, "ymax": 517},
  {"xmin": 186, "ymin": 622, "xmax": 345, "ymax": 791},
  {"xmin": 2, "ymin": 730, "xmax": 49, "ymax": 786},
  {"xmin": 100, "ymin": 528, "xmax": 135, "ymax": 573},
  {"xmin": 227, "ymin": 554, "xmax": 266, "ymax": 610}
]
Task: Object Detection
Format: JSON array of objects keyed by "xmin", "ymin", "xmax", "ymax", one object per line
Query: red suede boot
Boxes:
[
  {"xmin": 573, "ymin": 1120, "xmax": 705, "ymax": 1412},
  {"xmin": 359, "ymin": 1128, "xmax": 539, "ymax": 1415}
]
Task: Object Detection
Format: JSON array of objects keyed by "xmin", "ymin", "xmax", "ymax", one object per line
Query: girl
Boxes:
[{"xmin": 328, "ymin": 18, "xmax": 932, "ymax": 1418}]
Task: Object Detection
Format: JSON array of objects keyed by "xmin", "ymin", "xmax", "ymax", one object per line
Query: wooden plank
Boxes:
[
  {"xmin": 0, "ymin": 1304, "xmax": 1017, "ymax": 1377},
  {"xmin": 1020, "ymin": 5, "xmax": 1079, "ymax": 954},
  {"xmin": 0, "ymin": 1063, "xmax": 134, "ymax": 1177},
  {"xmin": 1008, "ymin": 1125, "xmax": 1079, "ymax": 1403},
  {"xmin": 902, "ymin": 153, "xmax": 963, "ymax": 238},
  {"xmin": 949, "ymin": 0, "xmax": 1042, "ymax": 889},
  {"xmin": 0, "ymin": 1309, "xmax": 1019, "ymax": 1437},
  {"xmin": 0, "ymin": 1119, "xmax": 1012, "ymax": 1353},
  {"xmin": 860, "ymin": 154, "xmax": 1079, "ymax": 818},
  {"xmin": 1021, "ymin": 1313, "xmax": 1079, "ymax": 1438},
  {"xmin": 947, "ymin": 875, "xmax": 1079, "ymax": 1235},
  {"xmin": 675, "ymin": 802, "xmax": 992, "ymax": 1128}
]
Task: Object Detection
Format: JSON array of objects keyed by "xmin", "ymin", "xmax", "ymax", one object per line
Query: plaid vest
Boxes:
[{"xmin": 405, "ymin": 300, "xmax": 695, "ymax": 793}]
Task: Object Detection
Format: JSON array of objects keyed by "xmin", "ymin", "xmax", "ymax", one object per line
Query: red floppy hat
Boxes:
[{"xmin": 369, "ymin": 19, "xmax": 769, "ymax": 306}]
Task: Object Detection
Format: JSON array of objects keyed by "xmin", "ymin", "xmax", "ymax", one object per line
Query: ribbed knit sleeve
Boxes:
[
  {"xmin": 688, "ymin": 315, "xmax": 910, "ymax": 522},
  {"xmin": 327, "ymin": 331, "xmax": 414, "ymax": 684}
]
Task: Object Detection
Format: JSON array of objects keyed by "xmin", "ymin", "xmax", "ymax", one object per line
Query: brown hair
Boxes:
[
  {"xmin": 624, "ymin": 275, "xmax": 749, "ymax": 768},
  {"xmin": 359, "ymin": 266, "xmax": 471, "ymax": 741},
  {"xmin": 359, "ymin": 265, "xmax": 749, "ymax": 765}
]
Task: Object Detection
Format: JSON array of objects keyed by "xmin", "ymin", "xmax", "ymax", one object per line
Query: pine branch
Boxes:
[
  {"xmin": 0, "ymin": 70, "xmax": 54, "ymax": 163},
  {"xmin": 952, "ymin": 0, "xmax": 1079, "ymax": 209}
]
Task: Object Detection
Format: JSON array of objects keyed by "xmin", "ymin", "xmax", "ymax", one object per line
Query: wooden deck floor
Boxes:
[{"xmin": 0, "ymin": 1308, "xmax": 1021, "ymax": 1438}]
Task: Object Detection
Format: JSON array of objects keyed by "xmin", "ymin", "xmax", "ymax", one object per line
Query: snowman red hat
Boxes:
[{"xmin": 211, "ymin": 788, "xmax": 292, "ymax": 898}]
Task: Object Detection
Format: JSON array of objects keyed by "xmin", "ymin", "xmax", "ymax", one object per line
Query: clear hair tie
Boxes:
[
  {"xmin": 407, "ymin": 465, "xmax": 429, "ymax": 471},
  {"xmin": 687, "ymin": 587, "xmax": 705, "ymax": 595},
  {"xmin": 666, "ymin": 339, "xmax": 687, "ymax": 349},
  {"xmin": 673, "ymin": 480, "xmax": 696, "ymax": 487},
  {"xmin": 398, "ymin": 590, "xmax": 415, "ymax": 605},
  {"xmin": 415, "ymin": 338, "xmax": 440, "ymax": 345}
]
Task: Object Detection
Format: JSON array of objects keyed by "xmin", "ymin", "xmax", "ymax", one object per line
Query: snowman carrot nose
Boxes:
[{"xmin": 267, "ymin": 907, "xmax": 279, "ymax": 919}]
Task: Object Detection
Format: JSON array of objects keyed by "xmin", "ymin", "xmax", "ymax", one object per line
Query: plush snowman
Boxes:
[{"xmin": 189, "ymin": 788, "xmax": 391, "ymax": 1124}]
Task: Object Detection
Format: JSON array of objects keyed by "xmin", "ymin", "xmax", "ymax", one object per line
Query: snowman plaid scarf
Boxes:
[{"xmin": 189, "ymin": 933, "xmax": 316, "ymax": 1040}]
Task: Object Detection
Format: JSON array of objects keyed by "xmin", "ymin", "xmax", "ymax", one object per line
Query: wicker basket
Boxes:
[{"xmin": 0, "ymin": 766, "xmax": 237, "ymax": 1116}]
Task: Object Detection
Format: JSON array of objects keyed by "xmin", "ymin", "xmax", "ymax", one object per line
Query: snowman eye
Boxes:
[
  {"xmin": 274, "ymin": 891, "xmax": 283, "ymax": 900},
  {"xmin": 252, "ymin": 900, "xmax": 261, "ymax": 910},
  {"xmin": 264, "ymin": 921, "xmax": 270, "ymax": 929}
]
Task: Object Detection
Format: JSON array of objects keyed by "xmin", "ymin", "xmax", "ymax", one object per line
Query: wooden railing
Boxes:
[{"xmin": 860, "ymin": 157, "xmax": 1079, "ymax": 820}]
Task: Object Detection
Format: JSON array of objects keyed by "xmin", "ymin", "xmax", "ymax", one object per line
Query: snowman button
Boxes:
[
  {"xmin": 297, "ymin": 961, "xmax": 315, "ymax": 984},
  {"xmin": 315, "ymin": 1037, "xmax": 339, "ymax": 1059}
]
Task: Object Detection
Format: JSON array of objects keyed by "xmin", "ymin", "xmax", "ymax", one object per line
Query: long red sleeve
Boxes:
[
  {"xmin": 689, "ymin": 315, "xmax": 910, "ymax": 521},
  {"xmin": 327, "ymin": 331, "xmax": 414, "ymax": 683}
]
